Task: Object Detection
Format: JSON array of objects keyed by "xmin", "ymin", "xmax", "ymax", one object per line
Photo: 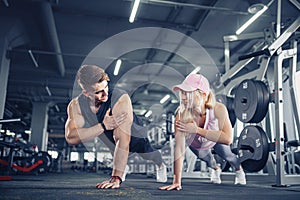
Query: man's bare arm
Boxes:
[
  {"xmin": 65, "ymin": 99, "xmax": 104, "ymax": 145},
  {"xmin": 96, "ymin": 94, "xmax": 133, "ymax": 189},
  {"xmin": 111, "ymin": 94, "xmax": 133, "ymax": 177},
  {"xmin": 65, "ymin": 98, "xmax": 128, "ymax": 145}
]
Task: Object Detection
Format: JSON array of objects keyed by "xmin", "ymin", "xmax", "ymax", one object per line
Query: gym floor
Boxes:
[{"xmin": 1, "ymin": 171, "xmax": 300, "ymax": 200}]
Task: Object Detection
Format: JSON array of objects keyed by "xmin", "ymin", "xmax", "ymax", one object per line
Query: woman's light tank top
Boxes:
[{"xmin": 186, "ymin": 108, "xmax": 218, "ymax": 150}]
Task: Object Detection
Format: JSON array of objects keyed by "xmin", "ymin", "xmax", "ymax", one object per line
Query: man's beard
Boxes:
[{"xmin": 94, "ymin": 99, "xmax": 102, "ymax": 108}]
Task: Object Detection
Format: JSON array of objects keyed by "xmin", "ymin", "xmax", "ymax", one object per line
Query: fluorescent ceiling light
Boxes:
[
  {"xmin": 145, "ymin": 110, "xmax": 152, "ymax": 118},
  {"xmin": 160, "ymin": 94, "xmax": 170, "ymax": 104},
  {"xmin": 235, "ymin": 5, "xmax": 268, "ymax": 35},
  {"xmin": 3, "ymin": 0, "xmax": 9, "ymax": 7},
  {"xmin": 28, "ymin": 50, "xmax": 39, "ymax": 67},
  {"xmin": 248, "ymin": 2, "xmax": 265, "ymax": 14},
  {"xmin": 133, "ymin": 108, "xmax": 147, "ymax": 115},
  {"xmin": 55, "ymin": 105, "xmax": 60, "ymax": 112},
  {"xmin": 190, "ymin": 66, "xmax": 201, "ymax": 74},
  {"xmin": 129, "ymin": 0, "xmax": 141, "ymax": 23},
  {"xmin": 171, "ymin": 99, "xmax": 179, "ymax": 104},
  {"xmin": 114, "ymin": 59, "xmax": 122, "ymax": 76},
  {"xmin": 45, "ymin": 86, "xmax": 52, "ymax": 96}
]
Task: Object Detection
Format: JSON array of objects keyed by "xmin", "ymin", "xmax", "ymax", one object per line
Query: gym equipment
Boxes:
[
  {"xmin": 30, "ymin": 151, "xmax": 52, "ymax": 173},
  {"xmin": 217, "ymin": 0, "xmax": 300, "ymax": 185},
  {"xmin": 237, "ymin": 125, "xmax": 270, "ymax": 172},
  {"xmin": 233, "ymin": 79, "xmax": 270, "ymax": 123},
  {"xmin": 274, "ymin": 41, "xmax": 300, "ymax": 186},
  {"xmin": 0, "ymin": 118, "xmax": 21, "ymax": 180},
  {"xmin": 236, "ymin": 123, "xmax": 300, "ymax": 173},
  {"xmin": 285, "ymin": 142, "xmax": 300, "ymax": 174},
  {"xmin": 166, "ymin": 112, "xmax": 175, "ymax": 136},
  {"xmin": 0, "ymin": 134, "xmax": 52, "ymax": 175}
]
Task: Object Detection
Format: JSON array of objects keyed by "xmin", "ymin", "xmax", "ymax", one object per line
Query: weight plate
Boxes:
[
  {"xmin": 251, "ymin": 81, "xmax": 265, "ymax": 123},
  {"xmin": 237, "ymin": 125, "xmax": 269, "ymax": 172},
  {"xmin": 234, "ymin": 79, "xmax": 258, "ymax": 123},
  {"xmin": 31, "ymin": 151, "xmax": 52, "ymax": 173},
  {"xmin": 255, "ymin": 81, "xmax": 270, "ymax": 122},
  {"xmin": 234, "ymin": 79, "xmax": 269, "ymax": 123}
]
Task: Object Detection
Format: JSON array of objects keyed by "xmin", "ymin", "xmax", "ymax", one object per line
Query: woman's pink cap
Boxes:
[{"xmin": 172, "ymin": 74, "xmax": 210, "ymax": 94}]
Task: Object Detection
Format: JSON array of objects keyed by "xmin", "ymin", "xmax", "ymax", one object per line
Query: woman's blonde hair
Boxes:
[
  {"xmin": 203, "ymin": 90, "xmax": 216, "ymax": 109},
  {"xmin": 178, "ymin": 89, "xmax": 216, "ymax": 121}
]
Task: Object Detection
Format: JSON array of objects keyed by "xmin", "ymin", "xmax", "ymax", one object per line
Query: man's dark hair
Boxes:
[{"xmin": 76, "ymin": 65, "xmax": 110, "ymax": 91}]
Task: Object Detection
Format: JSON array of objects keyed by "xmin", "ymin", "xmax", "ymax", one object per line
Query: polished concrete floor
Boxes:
[{"xmin": 1, "ymin": 170, "xmax": 300, "ymax": 200}]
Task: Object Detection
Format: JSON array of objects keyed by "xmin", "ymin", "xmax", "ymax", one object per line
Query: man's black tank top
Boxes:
[{"xmin": 78, "ymin": 88, "xmax": 147, "ymax": 151}]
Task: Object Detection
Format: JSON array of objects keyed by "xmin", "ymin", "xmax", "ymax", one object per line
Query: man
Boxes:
[{"xmin": 65, "ymin": 65, "xmax": 167, "ymax": 189}]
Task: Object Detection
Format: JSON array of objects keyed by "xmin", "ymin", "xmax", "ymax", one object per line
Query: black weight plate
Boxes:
[
  {"xmin": 237, "ymin": 126, "xmax": 262, "ymax": 162},
  {"xmin": 237, "ymin": 125, "xmax": 269, "ymax": 172},
  {"xmin": 250, "ymin": 81, "xmax": 265, "ymax": 123},
  {"xmin": 256, "ymin": 81, "xmax": 270, "ymax": 122},
  {"xmin": 31, "ymin": 151, "xmax": 52, "ymax": 173},
  {"xmin": 250, "ymin": 81, "xmax": 268, "ymax": 123},
  {"xmin": 234, "ymin": 80, "xmax": 258, "ymax": 123}
]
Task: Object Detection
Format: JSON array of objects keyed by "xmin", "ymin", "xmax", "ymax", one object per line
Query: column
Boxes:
[{"xmin": 30, "ymin": 102, "xmax": 49, "ymax": 151}]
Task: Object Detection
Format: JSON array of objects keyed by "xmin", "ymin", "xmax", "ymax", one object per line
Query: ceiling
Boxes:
[{"xmin": 0, "ymin": 0, "xmax": 299, "ymax": 149}]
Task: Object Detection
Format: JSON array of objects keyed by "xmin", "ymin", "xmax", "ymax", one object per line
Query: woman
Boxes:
[{"xmin": 159, "ymin": 73, "xmax": 246, "ymax": 191}]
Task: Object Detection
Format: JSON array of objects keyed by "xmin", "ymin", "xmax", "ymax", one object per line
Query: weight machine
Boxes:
[
  {"xmin": 273, "ymin": 39, "xmax": 300, "ymax": 186},
  {"xmin": 215, "ymin": 0, "xmax": 300, "ymax": 186},
  {"xmin": 0, "ymin": 118, "xmax": 52, "ymax": 180}
]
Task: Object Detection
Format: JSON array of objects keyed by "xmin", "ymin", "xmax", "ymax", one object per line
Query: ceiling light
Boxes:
[
  {"xmin": 133, "ymin": 108, "xmax": 147, "ymax": 115},
  {"xmin": 0, "ymin": 118, "xmax": 21, "ymax": 123},
  {"xmin": 55, "ymin": 105, "xmax": 60, "ymax": 112},
  {"xmin": 160, "ymin": 94, "xmax": 170, "ymax": 104},
  {"xmin": 3, "ymin": 0, "xmax": 9, "ymax": 7},
  {"xmin": 248, "ymin": 0, "xmax": 266, "ymax": 14},
  {"xmin": 236, "ymin": 4, "xmax": 268, "ymax": 35},
  {"xmin": 28, "ymin": 50, "xmax": 39, "ymax": 67},
  {"xmin": 171, "ymin": 99, "xmax": 179, "ymax": 104},
  {"xmin": 145, "ymin": 110, "xmax": 152, "ymax": 118},
  {"xmin": 190, "ymin": 66, "xmax": 201, "ymax": 74},
  {"xmin": 45, "ymin": 86, "xmax": 52, "ymax": 96},
  {"xmin": 129, "ymin": 0, "xmax": 141, "ymax": 23},
  {"xmin": 114, "ymin": 59, "xmax": 122, "ymax": 76},
  {"xmin": 248, "ymin": 3, "xmax": 265, "ymax": 14}
]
